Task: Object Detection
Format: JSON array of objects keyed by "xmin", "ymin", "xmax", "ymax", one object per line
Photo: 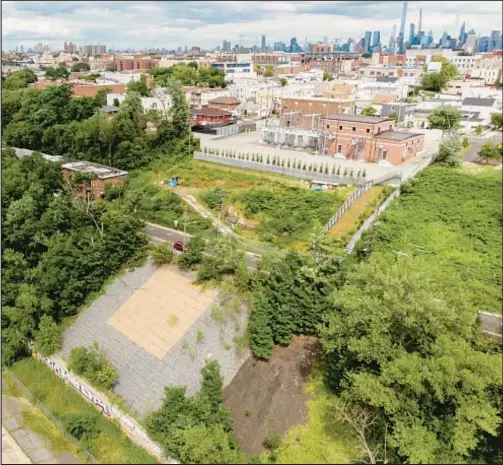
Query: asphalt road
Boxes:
[
  {"xmin": 142, "ymin": 222, "xmax": 260, "ymax": 269},
  {"xmin": 464, "ymin": 134, "xmax": 503, "ymax": 162}
]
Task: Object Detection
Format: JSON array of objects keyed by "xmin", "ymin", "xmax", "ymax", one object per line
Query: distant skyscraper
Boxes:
[
  {"xmin": 261, "ymin": 35, "xmax": 266, "ymax": 51},
  {"xmin": 372, "ymin": 31, "xmax": 381, "ymax": 48},
  {"xmin": 364, "ymin": 31, "xmax": 372, "ymax": 52},
  {"xmin": 489, "ymin": 30, "xmax": 502, "ymax": 51},
  {"xmin": 409, "ymin": 23, "xmax": 415, "ymax": 43},
  {"xmin": 289, "ymin": 37, "xmax": 300, "ymax": 53},
  {"xmin": 464, "ymin": 32, "xmax": 476, "ymax": 53},
  {"xmin": 458, "ymin": 22, "xmax": 466, "ymax": 46},
  {"xmin": 397, "ymin": 1, "xmax": 408, "ymax": 53},
  {"xmin": 389, "ymin": 24, "xmax": 397, "ymax": 52},
  {"xmin": 418, "ymin": 8, "xmax": 422, "ymax": 33}
]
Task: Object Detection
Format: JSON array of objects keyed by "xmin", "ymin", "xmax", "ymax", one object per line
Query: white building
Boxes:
[
  {"xmin": 106, "ymin": 88, "xmax": 173, "ymax": 113},
  {"xmin": 470, "ymin": 55, "xmax": 502, "ymax": 85}
]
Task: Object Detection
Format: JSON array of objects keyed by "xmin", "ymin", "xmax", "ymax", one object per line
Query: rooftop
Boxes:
[
  {"xmin": 208, "ymin": 96, "xmax": 241, "ymax": 104},
  {"xmin": 326, "ymin": 114, "xmax": 394, "ymax": 124},
  {"xmin": 61, "ymin": 160, "xmax": 128, "ymax": 179},
  {"xmin": 191, "ymin": 107, "xmax": 233, "ymax": 117},
  {"xmin": 375, "ymin": 76, "xmax": 399, "ymax": 83},
  {"xmin": 375, "ymin": 130, "xmax": 424, "ymax": 141},
  {"xmin": 462, "ymin": 97, "xmax": 496, "ymax": 107},
  {"xmin": 101, "ymin": 105, "xmax": 119, "ymax": 113}
]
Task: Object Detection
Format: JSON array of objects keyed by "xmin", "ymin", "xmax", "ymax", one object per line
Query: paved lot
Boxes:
[
  {"xmin": 2, "ymin": 396, "xmax": 80, "ymax": 464},
  {"xmin": 108, "ymin": 267, "xmax": 219, "ymax": 359},
  {"xmin": 61, "ymin": 261, "xmax": 250, "ymax": 417},
  {"xmin": 464, "ymin": 135, "xmax": 503, "ymax": 162}
]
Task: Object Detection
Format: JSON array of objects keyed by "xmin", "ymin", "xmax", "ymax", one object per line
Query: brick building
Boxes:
[
  {"xmin": 190, "ymin": 107, "xmax": 233, "ymax": 126},
  {"xmin": 115, "ymin": 56, "xmax": 160, "ymax": 71},
  {"xmin": 208, "ymin": 96, "xmax": 241, "ymax": 112},
  {"xmin": 60, "ymin": 160, "xmax": 127, "ymax": 199},
  {"xmin": 325, "ymin": 115, "xmax": 424, "ymax": 165},
  {"xmin": 29, "ymin": 81, "xmax": 126, "ymax": 96},
  {"xmin": 281, "ymin": 96, "xmax": 356, "ymax": 129},
  {"xmin": 300, "ymin": 51, "xmax": 359, "ymax": 73},
  {"xmin": 311, "ymin": 43, "xmax": 334, "ymax": 53},
  {"xmin": 252, "ymin": 53, "xmax": 289, "ymax": 65}
]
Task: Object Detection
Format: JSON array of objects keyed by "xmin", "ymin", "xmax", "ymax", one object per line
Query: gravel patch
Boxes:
[{"xmin": 61, "ymin": 261, "xmax": 250, "ymax": 418}]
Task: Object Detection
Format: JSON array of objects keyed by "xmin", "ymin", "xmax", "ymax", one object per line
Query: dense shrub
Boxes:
[{"xmin": 68, "ymin": 342, "xmax": 118, "ymax": 391}]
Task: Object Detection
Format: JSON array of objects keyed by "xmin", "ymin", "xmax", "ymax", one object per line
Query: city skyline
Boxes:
[{"xmin": 2, "ymin": 0, "xmax": 502, "ymax": 51}]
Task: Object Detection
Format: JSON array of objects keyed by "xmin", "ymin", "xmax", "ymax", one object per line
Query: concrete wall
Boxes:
[{"xmin": 194, "ymin": 151, "xmax": 368, "ymax": 185}]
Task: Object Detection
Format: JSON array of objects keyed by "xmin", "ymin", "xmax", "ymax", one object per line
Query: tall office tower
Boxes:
[
  {"xmin": 489, "ymin": 30, "xmax": 502, "ymax": 51},
  {"xmin": 418, "ymin": 8, "xmax": 422, "ymax": 33},
  {"xmin": 389, "ymin": 24, "xmax": 397, "ymax": 52},
  {"xmin": 364, "ymin": 31, "xmax": 372, "ymax": 52},
  {"xmin": 261, "ymin": 35, "xmax": 266, "ymax": 51},
  {"xmin": 397, "ymin": 1, "xmax": 408, "ymax": 53},
  {"xmin": 409, "ymin": 23, "xmax": 415, "ymax": 43},
  {"xmin": 458, "ymin": 22, "xmax": 466, "ymax": 46},
  {"xmin": 372, "ymin": 31, "xmax": 381, "ymax": 48}
]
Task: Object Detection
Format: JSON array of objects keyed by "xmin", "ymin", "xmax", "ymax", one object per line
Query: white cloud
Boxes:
[{"xmin": 2, "ymin": 0, "xmax": 501, "ymax": 49}]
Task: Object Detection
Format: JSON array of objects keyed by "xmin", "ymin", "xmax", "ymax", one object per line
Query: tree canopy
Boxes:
[
  {"xmin": 71, "ymin": 62, "xmax": 91, "ymax": 72},
  {"xmin": 427, "ymin": 105, "xmax": 461, "ymax": 130},
  {"xmin": 150, "ymin": 64, "xmax": 226, "ymax": 88}
]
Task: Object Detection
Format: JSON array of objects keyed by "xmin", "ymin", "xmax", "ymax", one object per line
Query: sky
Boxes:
[{"xmin": 2, "ymin": 1, "xmax": 502, "ymax": 51}]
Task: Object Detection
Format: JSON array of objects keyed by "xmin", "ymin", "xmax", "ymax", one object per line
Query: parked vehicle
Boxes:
[{"xmin": 173, "ymin": 241, "xmax": 188, "ymax": 252}]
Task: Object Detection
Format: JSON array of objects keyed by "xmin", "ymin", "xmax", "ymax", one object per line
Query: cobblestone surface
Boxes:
[{"xmin": 61, "ymin": 261, "xmax": 250, "ymax": 417}]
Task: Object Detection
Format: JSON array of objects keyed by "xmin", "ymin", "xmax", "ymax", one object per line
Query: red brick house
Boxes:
[
  {"xmin": 190, "ymin": 107, "xmax": 233, "ymax": 126},
  {"xmin": 325, "ymin": 115, "xmax": 424, "ymax": 165},
  {"xmin": 61, "ymin": 160, "xmax": 128, "ymax": 199},
  {"xmin": 207, "ymin": 96, "xmax": 241, "ymax": 112}
]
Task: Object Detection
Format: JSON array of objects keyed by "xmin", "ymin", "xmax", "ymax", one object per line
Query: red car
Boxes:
[{"xmin": 173, "ymin": 241, "xmax": 188, "ymax": 252}]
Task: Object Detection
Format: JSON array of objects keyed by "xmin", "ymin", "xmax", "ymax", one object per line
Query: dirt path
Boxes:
[
  {"xmin": 223, "ymin": 336, "xmax": 321, "ymax": 455},
  {"xmin": 328, "ymin": 186, "xmax": 385, "ymax": 239}
]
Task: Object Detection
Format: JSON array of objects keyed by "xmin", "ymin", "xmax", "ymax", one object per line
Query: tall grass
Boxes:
[{"xmin": 10, "ymin": 358, "xmax": 158, "ymax": 464}]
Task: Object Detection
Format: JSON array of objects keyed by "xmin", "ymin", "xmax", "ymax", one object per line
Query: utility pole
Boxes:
[{"xmin": 183, "ymin": 207, "xmax": 188, "ymax": 249}]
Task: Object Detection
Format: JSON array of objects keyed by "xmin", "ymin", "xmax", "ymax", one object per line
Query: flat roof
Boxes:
[
  {"xmin": 61, "ymin": 160, "xmax": 128, "ymax": 179},
  {"xmin": 326, "ymin": 114, "xmax": 394, "ymax": 124},
  {"xmin": 375, "ymin": 130, "xmax": 425, "ymax": 141}
]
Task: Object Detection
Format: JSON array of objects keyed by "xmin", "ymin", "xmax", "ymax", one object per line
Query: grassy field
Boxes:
[
  {"xmin": 9, "ymin": 358, "xmax": 158, "ymax": 464},
  {"xmin": 328, "ymin": 186, "xmax": 392, "ymax": 240},
  {"xmin": 368, "ymin": 164, "xmax": 502, "ymax": 314},
  {"xmin": 265, "ymin": 371, "xmax": 360, "ymax": 464},
  {"xmin": 150, "ymin": 159, "xmax": 358, "ymax": 251}
]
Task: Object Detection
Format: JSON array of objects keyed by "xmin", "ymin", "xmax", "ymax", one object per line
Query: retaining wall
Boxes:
[{"xmin": 194, "ymin": 151, "xmax": 368, "ymax": 185}]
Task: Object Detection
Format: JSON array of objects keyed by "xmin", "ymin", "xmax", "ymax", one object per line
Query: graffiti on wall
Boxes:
[{"xmin": 30, "ymin": 347, "xmax": 168, "ymax": 461}]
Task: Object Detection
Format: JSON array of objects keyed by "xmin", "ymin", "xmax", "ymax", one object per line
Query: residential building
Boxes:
[
  {"xmin": 182, "ymin": 87, "xmax": 231, "ymax": 108},
  {"xmin": 381, "ymin": 102, "xmax": 416, "ymax": 123},
  {"xmin": 312, "ymin": 43, "xmax": 334, "ymax": 54},
  {"xmin": 64, "ymin": 41, "xmax": 77, "ymax": 54},
  {"xmin": 211, "ymin": 61, "xmax": 253, "ymax": 75},
  {"xmin": 61, "ymin": 160, "xmax": 127, "ymax": 200},
  {"xmin": 300, "ymin": 51, "xmax": 359, "ymax": 74},
  {"xmin": 326, "ymin": 114, "xmax": 424, "ymax": 165},
  {"xmin": 470, "ymin": 53, "xmax": 503, "ymax": 85},
  {"xmin": 461, "ymin": 97, "xmax": 498, "ymax": 122},
  {"xmin": 207, "ymin": 96, "xmax": 241, "ymax": 112},
  {"xmin": 190, "ymin": 107, "xmax": 233, "ymax": 126},
  {"xmin": 252, "ymin": 53, "xmax": 289, "ymax": 65},
  {"xmin": 115, "ymin": 56, "xmax": 160, "ymax": 71},
  {"xmin": 79, "ymin": 44, "xmax": 107, "ymax": 57}
]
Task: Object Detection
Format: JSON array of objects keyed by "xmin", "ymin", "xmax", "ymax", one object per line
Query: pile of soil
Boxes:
[{"xmin": 223, "ymin": 335, "xmax": 321, "ymax": 455}]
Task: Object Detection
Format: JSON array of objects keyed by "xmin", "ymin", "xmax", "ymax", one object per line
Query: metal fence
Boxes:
[{"xmin": 4, "ymin": 368, "xmax": 98, "ymax": 464}]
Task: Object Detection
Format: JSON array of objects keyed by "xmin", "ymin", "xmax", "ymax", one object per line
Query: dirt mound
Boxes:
[{"xmin": 223, "ymin": 335, "xmax": 321, "ymax": 455}]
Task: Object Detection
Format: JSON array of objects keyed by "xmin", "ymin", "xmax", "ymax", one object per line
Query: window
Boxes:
[
  {"xmin": 339, "ymin": 125, "xmax": 343, "ymax": 130},
  {"xmin": 337, "ymin": 145, "xmax": 342, "ymax": 153},
  {"xmin": 366, "ymin": 128, "xmax": 370, "ymax": 133},
  {"xmin": 352, "ymin": 127, "xmax": 356, "ymax": 131},
  {"xmin": 382, "ymin": 150, "xmax": 388, "ymax": 159}
]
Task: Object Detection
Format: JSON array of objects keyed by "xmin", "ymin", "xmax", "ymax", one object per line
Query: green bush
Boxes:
[
  {"xmin": 68, "ymin": 342, "xmax": 118, "ymax": 391},
  {"xmin": 65, "ymin": 412, "xmax": 102, "ymax": 440},
  {"xmin": 177, "ymin": 235, "xmax": 206, "ymax": 270},
  {"xmin": 263, "ymin": 435, "xmax": 281, "ymax": 450},
  {"xmin": 151, "ymin": 244, "xmax": 174, "ymax": 265}
]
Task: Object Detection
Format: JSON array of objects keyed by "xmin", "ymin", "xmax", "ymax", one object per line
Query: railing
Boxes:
[{"xmin": 323, "ymin": 180, "xmax": 374, "ymax": 232}]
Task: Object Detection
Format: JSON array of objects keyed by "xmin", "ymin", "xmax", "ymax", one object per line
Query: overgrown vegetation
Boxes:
[
  {"xmin": 9, "ymin": 358, "xmax": 157, "ymax": 464},
  {"xmin": 1, "ymin": 153, "xmax": 148, "ymax": 366},
  {"xmin": 2, "ymin": 70, "xmax": 197, "ymax": 172},
  {"xmin": 68, "ymin": 342, "xmax": 119, "ymax": 391},
  {"xmin": 145, "ymin": 360, "xmax": 244, "ymax": 464},
  {"xmin": 150, "ymin": 63, "xmax": 226, "ymax": 88}
]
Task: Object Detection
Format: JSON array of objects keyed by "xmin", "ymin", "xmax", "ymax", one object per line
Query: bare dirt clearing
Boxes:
[{"xmin": 223, "ymin": 335, "xmax": 321, "ymax": 455}]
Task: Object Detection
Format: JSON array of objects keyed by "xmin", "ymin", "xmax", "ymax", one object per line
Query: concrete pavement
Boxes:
[
  {"xmin": 464, "ymin": 135, "xmax": 503, "ymax": 162},
  {"xmin": 1, "ymin": 395, "xmax": 81, "ymax": 464},
  {"xmin": 2, "ymin": 426, "xmax": 32, "ymax": 464}
]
